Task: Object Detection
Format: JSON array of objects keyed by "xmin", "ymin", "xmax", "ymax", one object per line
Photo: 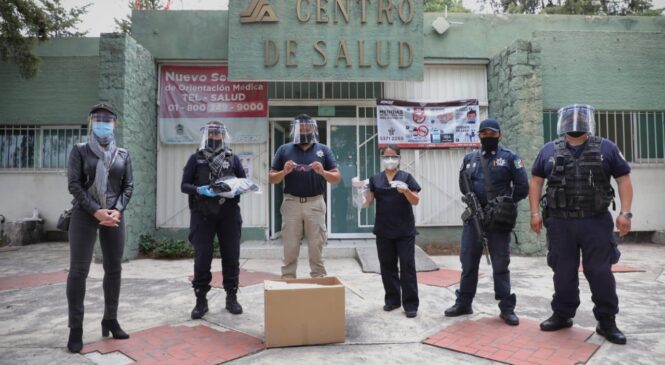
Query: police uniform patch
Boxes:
[
  {"xmin": 316, "ymin": 150, "xmax": 324, "ymax": 158},
  {"xmin": 495, "ymin": 158, "xmax": 506, "ymax": 167},
  {"xmin": 514, "ymin": 159, "xmax": 525, "ymax": 169},
  {"xmin": 222, "ymin": 160, "xmax": 230, "ymax": 169}
]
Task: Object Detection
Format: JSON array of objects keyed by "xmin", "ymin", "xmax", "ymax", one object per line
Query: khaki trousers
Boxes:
[{"xmin": 280, "ymin": 194, "xmax": 327, "ymax": 278}]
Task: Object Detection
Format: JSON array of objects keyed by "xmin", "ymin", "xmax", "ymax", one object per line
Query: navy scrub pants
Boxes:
[
  {"xmin": 189, "ymin": 203, "xmax": 242, "ymax": 292},
  {"xmin": 545, "ymin": 211, "xmax": 620, "ymax": 320},
  {"xmin": 455, "ymin": 223, "xmax": 516, "ymax": 312},
  {"xmin": 376, "ymin": 235, "xmax": 419, "ymax": 312}
]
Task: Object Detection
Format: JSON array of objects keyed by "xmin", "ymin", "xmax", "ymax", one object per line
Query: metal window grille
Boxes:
[
  {"xmin": 269, "ymin": 81, "xmax": 383, "ymax": 100},
  {"xmin": 0, "ymin": 125, "xmax": 87, "ymax": 170},
  {"xmin": 543, "ymin": 111, "xmax": 665, "ymax": 165}
]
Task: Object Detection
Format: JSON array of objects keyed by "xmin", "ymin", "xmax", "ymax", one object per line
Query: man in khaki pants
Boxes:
[{"xmin": 269, "ymin": 114, "xmax": 340, "ymax": 278}]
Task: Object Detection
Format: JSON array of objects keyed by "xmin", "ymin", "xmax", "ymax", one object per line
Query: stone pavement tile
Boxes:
[
  {"xmin": 0, "ymin": 270, "xmax": 68, "ymax": 291},
  {"xmin": 417, "ymin": 268, "xmax": 464, "ymax": 287},
  {"xmin": 424, "ymin": 317, "xmax": 599, "ymax": 365},
  {"xmin": 82, "ymin": 324, "xmax": 264, "ymax": 364},
  {"xmin": 188, "ymin": 268, "xmax": 280, "ymax": 288}
]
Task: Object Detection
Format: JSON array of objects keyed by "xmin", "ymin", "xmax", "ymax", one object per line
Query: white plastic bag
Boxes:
[
  {"xmin": 211, "ymin": 176, "xmax": 261, "ymax": 198},
  {"xmin": 351, "ymin": 177, "xmax": 372, "ymax": 208}
]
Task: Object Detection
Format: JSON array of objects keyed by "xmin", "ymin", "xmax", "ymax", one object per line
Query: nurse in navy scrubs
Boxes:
[{"xmin": 366, "ymin": 145, "xmax": 421, "ymax": 318}]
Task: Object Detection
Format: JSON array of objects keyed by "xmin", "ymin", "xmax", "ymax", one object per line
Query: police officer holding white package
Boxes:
[{"xmin": 181, "ymin": 121, "xmax": 245, "ymax": 319}]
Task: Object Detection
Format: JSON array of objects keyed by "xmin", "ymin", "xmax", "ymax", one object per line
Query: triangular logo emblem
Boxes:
[{"xmin": 240, "ymin": 0, "xmax": 279, "ymax": 23}]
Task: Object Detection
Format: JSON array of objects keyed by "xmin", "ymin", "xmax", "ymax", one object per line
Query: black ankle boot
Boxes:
[
  {"xmin": 191, "ymin": 297, "xmax": 209, "ymax": 319},
  {"xmin": 67, "ymin": 328, "xmax": 83, "ymax": 353},
  {"xmin": 101, "ymin": 319, "xmax": 129, "ymax": 339},
  {"xmin": 225, "ymin": 289, "xmax": 243, "ymax": 315},
  {"xmin": 597, "ymin": 316, "xmax": 627, "ymax": 345}
]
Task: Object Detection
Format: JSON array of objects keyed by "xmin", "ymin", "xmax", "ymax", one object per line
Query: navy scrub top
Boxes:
[{"xmin": 369, "ymin": 170, "xmax": 421, "ymax": 239}]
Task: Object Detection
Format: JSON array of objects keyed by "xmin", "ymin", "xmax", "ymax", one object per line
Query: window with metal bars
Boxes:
[
  {"xmin": 0, "ymin": 125, "xmax": 88, "ymax": 170},
  {"xmin": 268, "ymin": 81, "xmax": 383, "ymax": 100},
  {"xmin": 543, "ymin": 111, "xmax": 665, "ymax": 165}
]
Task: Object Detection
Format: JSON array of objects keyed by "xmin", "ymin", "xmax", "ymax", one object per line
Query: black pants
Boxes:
[
  {"xmin": 67, "ymin": 207, "xmax": 125, "ymax": 328},
  {"xmin": 545, "ymin": 211, "xmax": 620, "ymax": 320},
  {"xmin": 189, "ymin": 203, "xmax": 242, "ymax": 292},
  {"xmin": 456, "ymin": 223, "xmax": 516, "ymax": 312},
  {"xmin": 376, "ymin": 235, "xmax": 419, "ymax": 312}
]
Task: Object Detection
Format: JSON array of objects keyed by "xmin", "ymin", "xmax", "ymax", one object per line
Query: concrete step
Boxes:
[{"xmin": 240, "ymin": 239, "xmax": 375, "ymax": 259}]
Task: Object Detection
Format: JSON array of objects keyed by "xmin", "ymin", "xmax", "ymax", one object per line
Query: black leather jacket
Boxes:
[{"xmin": 67, "ymin": 142, "xmax": 133, "ymax": 216}]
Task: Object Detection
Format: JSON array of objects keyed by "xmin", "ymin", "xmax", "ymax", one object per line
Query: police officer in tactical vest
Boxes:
[
  {"xmin": 529, "ymin": 104, "xmax": 633, "ymax": 344},
  {"xmin": 181, "ymin": 122, "xmax": 246, "ymax": 318},
  {"xmin": 445, "ymin": 119, "xmax": 529, "ymax": 326}
]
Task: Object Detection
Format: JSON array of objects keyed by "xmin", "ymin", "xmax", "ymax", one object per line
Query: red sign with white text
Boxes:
[{"xmin": 159, "ymin": 65, "xmax": 267, "ymax": 119}]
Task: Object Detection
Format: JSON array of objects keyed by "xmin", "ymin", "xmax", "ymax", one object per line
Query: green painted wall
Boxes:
[
  {"xmin": 0, "ymin": 38, "xmax": 100, "ymax": 125},
  {"xmin": 97, "ymin": 34, "xmax": 158, "ymax": 260},
  {"xmin": 423, "ymin": 13, "xmax": 665, "ymax": 60},
  {"xmin": 131, "ymin": 10, "xmax": 229, "ymax": 60},
  {"xmin": 536, "ymin": 31, "xmax": 665, "ymax": 111}
]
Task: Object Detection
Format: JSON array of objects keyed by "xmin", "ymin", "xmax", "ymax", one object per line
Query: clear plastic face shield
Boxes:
[
  {"xmin": 290, "ymin": 116, "xmax": 319, "ymax": 144},
  {"xmin": 556, "ymin": 104, "xmax": 595, "ymax": 136},
  {"xmin": 381, "ymin": 149, "xmax": 401, "ymax": 171},
  {"xmin": 199, "ymin": 122, "xmax": 230, "ymax": 151}
]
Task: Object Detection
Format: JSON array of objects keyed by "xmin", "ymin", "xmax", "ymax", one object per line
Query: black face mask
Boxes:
[
  {"xmin": 299, "ymin": 133, "xmax": 315, "ymax": 144},
  {"xmin": 480, "ymin": 137, "xmax": 499, "ymax": 152},
  {"xmin": 566, "ymin": 132, "xmax": 586, "ymax": 138},
  {"xmin": 207, "ymin": 139, "xmax": 222, "ymax": 151}
]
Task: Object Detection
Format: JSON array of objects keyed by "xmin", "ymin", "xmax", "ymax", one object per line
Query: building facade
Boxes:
[{"xmin": 1, "ymin": 8, "xmax": 664, "ymax": 258}]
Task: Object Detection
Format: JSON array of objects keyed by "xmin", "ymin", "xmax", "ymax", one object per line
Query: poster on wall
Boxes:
[
  {"xmin": 377, "ymin": 99, "xmax": 480, "ymax": 148},
  {"xmin": 158, "ymin": 65, "xmax": 268, "ymax": 144},
  {"xmin": 237, "ymin": 152, "xmax": 253, "ymax": 179}
]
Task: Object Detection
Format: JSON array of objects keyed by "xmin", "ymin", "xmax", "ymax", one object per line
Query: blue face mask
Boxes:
[{"xmin": 92, "ymin": 122, "xmax": 114, "ymax": 138}]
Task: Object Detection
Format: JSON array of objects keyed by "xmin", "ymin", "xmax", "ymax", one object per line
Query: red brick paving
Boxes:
[
  {"xmin": 0, "ymin": 271, "xmax": 68, "ymax": 291},
  {"xmin": 418, "ymin": 268, "xmax": 471, "ymax": 287},
  {"xmin": 424, "ymin": 317, "xmax": 599, "ymax": 365},
  {"xmin": 82, "ymin": 324, "xmax": 264, "ymax": 364},
  {"xmin": 579, "ymin": 264, "xmax": 645, "ymax": 273},
  {"xmin": 188, "ymin": 268, "xmax": 280, "ymax": 288}
]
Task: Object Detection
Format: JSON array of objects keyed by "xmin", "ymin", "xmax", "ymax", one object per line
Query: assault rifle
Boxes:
[{"xmin": 460, "ymin": 172, "xmax": 491, "ymax": 265}]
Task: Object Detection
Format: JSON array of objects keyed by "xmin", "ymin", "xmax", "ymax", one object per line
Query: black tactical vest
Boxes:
[
  {"xmin": 189, "ymin": 149, "xmax": 237, "ymax": 214},
  {"xmin": 545, "ymin": 136, "xmax": 615, "ymax": 218}
]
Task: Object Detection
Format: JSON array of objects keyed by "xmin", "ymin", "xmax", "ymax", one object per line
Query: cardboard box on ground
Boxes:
[{"xmin": 264, "ymin": 277, "xmax": 346, "ymax": 348}]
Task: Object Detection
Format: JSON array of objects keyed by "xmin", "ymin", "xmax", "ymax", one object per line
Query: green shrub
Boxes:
[{"xmin": 139, "ymin": 235, "xmax": 193, "ymax": 259}]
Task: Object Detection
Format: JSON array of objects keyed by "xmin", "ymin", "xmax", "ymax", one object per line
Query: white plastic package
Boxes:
[
  {"xmin": 211, "ymin": 176, "xmax": 261, "ymax": 198},
  {"xmin": 389, "ymin": 180, "xmax": 408, "ymax": 190},
  {"xmin": 351, "ymin": 177, "xmax": 372, "ymax": 208}
]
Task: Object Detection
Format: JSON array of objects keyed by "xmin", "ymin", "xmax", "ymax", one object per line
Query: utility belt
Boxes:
[
  {"xmin": 285, "ymin": 194, "xmax": 324, "ymax": 204},
  {"xmin": 192, "ymin": 195, "xmax": 238, "ymax": 216},
  {"xmin": 544, "ymin": 209, "xmax": 603, "ymax": 219},
  {"xmin": 483, "ymin": 196, "xmax": 518, "ymax": 232}
]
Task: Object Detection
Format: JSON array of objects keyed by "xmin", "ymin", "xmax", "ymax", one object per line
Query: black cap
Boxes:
[
  {"xmin": 479, "ymin": 119, "xmax": 500, "ymax": 132},
  {"xmin": 90, "ymin": 103, "xmax": 116, "ymax": 116}
]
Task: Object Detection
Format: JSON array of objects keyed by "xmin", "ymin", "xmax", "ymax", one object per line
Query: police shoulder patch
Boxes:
[
  {"xmin": 514, "ymin": 159, "xmax": 525, "ymax": 169},
  {"xmin": 316, "ymin": 150, "xmax": 324, "ymax": 158}
]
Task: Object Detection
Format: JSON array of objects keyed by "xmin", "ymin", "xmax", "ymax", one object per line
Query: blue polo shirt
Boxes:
[
  {"xmin": 532, "ymin": 138, "xmax": 631, "ymax": 180},
  {"xmin": 369, "ymin": 170, "xmax": 421, "ymax": 239},
  {"xmin": 271, "ymin": 143, "xmax": 337, "ymax": 197}
]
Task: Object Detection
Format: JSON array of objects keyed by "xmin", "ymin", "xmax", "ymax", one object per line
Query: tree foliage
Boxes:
[
  {"xmin": 483, "ymin": 0, "xmax": 662, "ymax": 14},
  {"xmin": 425, "ymin": 0, "xmax": 472, "ymax": 13},
  {"xmin": 115, "ymin": 0, "xmax": 166, "ymax": 35},
  {"xmin": 0, "ymin": 0, "xmax": 90, "ymax": 79}
]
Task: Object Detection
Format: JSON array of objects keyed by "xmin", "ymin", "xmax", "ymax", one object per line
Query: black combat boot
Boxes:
[
  {"xmin": 444, "ymin": 303, "xmax": 473, "ymax": 317},
  {"xmin": 596, "ymin": 316, "xmax": 627, "ymax": 345},
  {"xmin": 191, "ymin": 287, "xmax": 209, "ymax": 320},
  {"xmin": 225, "ymin": 288, "xmax": 243, "ymax": 315},
  {"xmin": 540, "ymin": 313, "xmax": 573, "ymax": 331}
]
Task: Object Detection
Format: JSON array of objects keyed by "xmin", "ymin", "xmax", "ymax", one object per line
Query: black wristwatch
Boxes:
[{"xmin": 620, "ymin": 211, "xmax": 633, "ymax": 219}]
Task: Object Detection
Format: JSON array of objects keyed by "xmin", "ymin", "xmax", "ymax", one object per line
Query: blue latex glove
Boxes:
[{"xmin": 197, "ymin": 185, "xmax": 217, "ymax": 197}]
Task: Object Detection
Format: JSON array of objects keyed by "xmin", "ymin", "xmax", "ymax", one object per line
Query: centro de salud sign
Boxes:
[{"xmin": 228, "ymin": 0, "xmax": 424, "ymax": 81}]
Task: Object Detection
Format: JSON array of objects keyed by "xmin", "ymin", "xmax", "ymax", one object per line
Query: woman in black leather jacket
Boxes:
[{"xmin": 65, "ymin": 103, "xmax": 133, "ymax": 353}]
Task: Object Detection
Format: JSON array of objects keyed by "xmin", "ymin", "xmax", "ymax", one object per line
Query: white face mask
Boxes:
[{"xmin": 382, "ymin": 157, "xmax": 400, "ymax": 170}]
